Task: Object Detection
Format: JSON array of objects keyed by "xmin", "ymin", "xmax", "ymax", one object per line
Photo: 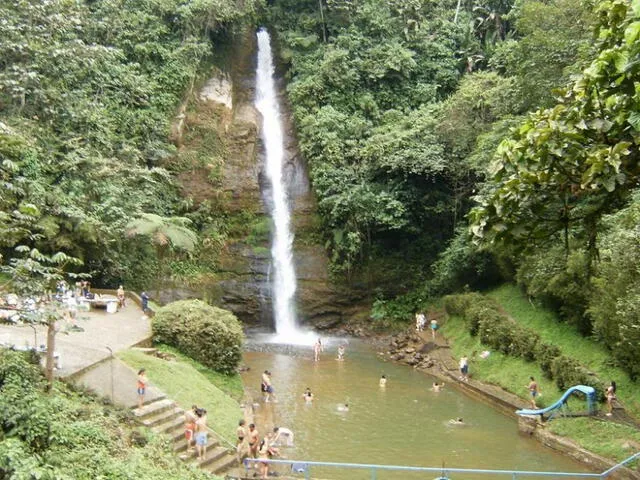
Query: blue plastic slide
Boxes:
[{"xmin": 516, "ymin": 385, "xmax": 596, "ymax": 417}]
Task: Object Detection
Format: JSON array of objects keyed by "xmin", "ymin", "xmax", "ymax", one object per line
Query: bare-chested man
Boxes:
[
  {"xmin": 248, "ymin": 423, "xmax": 259, "ymax": 460},
  {"xmin": 314, "ymin": 338, "xmax": 323, "ymax": 362}
]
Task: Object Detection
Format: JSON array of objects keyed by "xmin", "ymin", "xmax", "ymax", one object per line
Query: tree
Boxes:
[
  {"xmin": 125, "ymin": 214, "xmax": 198, "ymax": 294},
  {"xmin": 470, "ymin": 0, "xmax": 640, "ymax": 269},
  {"xmin": 1, "ymin": 247, "xmax": 83, "ymax": 390}
]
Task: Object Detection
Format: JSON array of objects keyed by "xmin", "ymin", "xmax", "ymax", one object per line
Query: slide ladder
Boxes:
[{"xmin": 516, "ymin": 385, "xmax": 596, "ymax": 419}]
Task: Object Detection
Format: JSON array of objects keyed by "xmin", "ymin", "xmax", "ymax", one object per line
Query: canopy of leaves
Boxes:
[{"xmin": 0, "ymin": 0, "xmax": 257, "ymax": 288}]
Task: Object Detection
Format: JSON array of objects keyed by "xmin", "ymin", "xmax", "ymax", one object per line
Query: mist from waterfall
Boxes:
[{"xmin": 255, "ymin": 28, "xmax": 300, "ymax": 341}]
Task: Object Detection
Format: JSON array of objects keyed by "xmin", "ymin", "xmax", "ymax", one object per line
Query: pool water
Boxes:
[{"xmin": 241, "ymin": 339, "xmax": 591, "ymax": 479}]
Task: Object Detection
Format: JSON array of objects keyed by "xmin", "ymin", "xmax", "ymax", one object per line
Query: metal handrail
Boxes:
[{"xmin": 244, "ymin": 452, "xmax": 640, "ymax": 479}]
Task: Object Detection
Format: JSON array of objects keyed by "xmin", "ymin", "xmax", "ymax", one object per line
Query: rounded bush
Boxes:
[{"xmin": 152, "ymin": 299, "xmax": 244, "ymax": 374}]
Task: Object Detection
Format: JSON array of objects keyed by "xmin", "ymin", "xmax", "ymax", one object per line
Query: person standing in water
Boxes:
[
  {"xmin": 272, "ymin": 426, "xmax": 294, "ymax": 446},
  {"xmin": 137, "ymin": 369, "xmax": 147, "ymax": 409},
  {"xmin": 248, "ymin": 423, "xmax": 259, "ymax": 460},
  {"xmin": 314, "ymin": 338, "xmax": 323, "ymax": 362},
  {"xmin": 261, "ymin": 370, "xmax": 274, "ymax": 403},
  {"xmin": 379, "ymin": 374, "xmax": 387, "ymax": 387},
  {"xmin": 527, "ymin": 376, "xmax": 539, "ymax": 409},
  {"xmin": 337, "ymin": 344, "xmax": 345, "ymax": 361},
  {"xmin": 302, "ymin": 387, "xmax": 314, "ymax": 403}
]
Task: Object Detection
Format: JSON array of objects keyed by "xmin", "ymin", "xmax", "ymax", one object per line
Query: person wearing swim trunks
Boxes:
[
  {"xmin": 459, "ymin": 356, "xmax": 469, "ymax": 382},
  {"xmin": 137, "ymin": 369, "xmax": 147, "ymax": 409},
  {"xmin": 527, "ymin": 376, "xmax": 539, "ymax": 409},
  {"xmin": 248, "ymin": 423, "xmax": 259, "ymax": 461},
  {"xmin": 261, "ymin": 370, "xmax": 274, "ymax": 403},
  {"xmin": 195, "ymin": 408, "xmax": 208, "ymax": 461},
  {"xmin": 236, "ymin": 419, "xmax": 247, "ymax": 461},
  {"xmin": 337, "ymin": 344, "xmax": 345, "ymax": 361}
]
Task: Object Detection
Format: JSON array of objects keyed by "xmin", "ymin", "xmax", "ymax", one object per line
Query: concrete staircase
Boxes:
[{"xmin": 133, "ymin": 398, "xmax": 238, "ymax": 476}]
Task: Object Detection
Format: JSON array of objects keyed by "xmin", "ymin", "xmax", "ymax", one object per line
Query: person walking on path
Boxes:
[
  {"xmin": 605, "ymin": 381, "xmax": 617, "ymax": 416},
  {"xmin": 314, "ymin": 338, "xmax": 323, "ymax": 362},
  {"xmin": 430, "ymin": 318, "xmax": 439, "ymax": 339},
  {"xmin": 527, "ymin": 376, "xmax": 539, "ymax": 409},
  {"xmin": 137, "ymin": 369, "xmax": 148, "ymax": 409},
  {"xmin": 195, "ymin": 408, "xmax": 208, "ymax": 461},
  {"xmin": 459, "ymin": 356, "xmax": 469, "ymax": 382},
  {"xmin": 140, "ymin": 291, "xmax": 150, "ymax": 312}
]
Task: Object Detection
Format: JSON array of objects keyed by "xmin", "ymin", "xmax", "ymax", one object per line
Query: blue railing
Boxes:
[{"xmin": 244, "ymin": 452, "xmax": 640, "ymax": 479}]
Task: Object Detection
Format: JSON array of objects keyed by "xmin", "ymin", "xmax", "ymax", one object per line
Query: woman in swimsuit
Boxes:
[{"xmin": 605, "ymin": 381, "xmax": 617, "ymax": 416}]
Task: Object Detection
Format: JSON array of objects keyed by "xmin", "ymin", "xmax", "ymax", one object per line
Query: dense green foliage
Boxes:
[
  {"xmin": 0, "ymin": 349, "xmax": 215, "ymax": 479},
  {"xmin": 152, "ymin": 299, "xmax": 244, "ymax": 374},
  {"xmin": 470, "ymin": 0, "xmax": 640, "ymax": 377},
  {"xmin": 269, "ymin": 0, "xmax": 593, "ymax": 288},
  {"xmin": 0, "ymin": 0, "xmax": 257, "ymax": 290},
  {"xmin": 444, "ymin": 292, "xmax": 606, "ymax": 397}
]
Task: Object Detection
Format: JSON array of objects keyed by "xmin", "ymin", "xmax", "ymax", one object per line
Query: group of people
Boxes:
[
  {"xmin": 183, "ymin": 405, "xmax": 211, "ymax": 461},
  {"xmin": 237, "ymin": 419, "xmax": 294, "ymax": 478}
]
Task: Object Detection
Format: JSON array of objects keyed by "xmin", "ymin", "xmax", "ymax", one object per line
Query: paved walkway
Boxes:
[
  {"xmin": 73, "ymin": 356, "xmax": 166, "ymax": 408},
  {"xmin": 0, "ymin": 302, "xmax": 151, "ymax": 378}
]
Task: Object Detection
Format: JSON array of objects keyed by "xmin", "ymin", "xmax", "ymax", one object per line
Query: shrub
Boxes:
[
  {"xmin": 536, "ymin": 343, "xmax": 562, "ymax": 379},
  {"xmin": 550, "ymin": 355, "xmax": 605, "ymax": 400},
  {"xmin": 444, "ymin": 293, "xmax": 480, "ymax": 317},
  {"xmin": 152, "ymin": 300, "xmax": 244, "ymax": 374}
]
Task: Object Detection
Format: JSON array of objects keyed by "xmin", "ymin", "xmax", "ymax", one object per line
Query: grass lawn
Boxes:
[
  {"xmin": 548, "ymin": 418, "xmax": 640, "ymax": 463},
  {"xmin": 488, "ymin": 284, "xmax": 640, "ymax": 417},
  {"xmin": 441, "ymin": 313, "xmax": 565, "ymax": 409},
  {"xmin": 118, "ymin": 347, "xmax": 243, "ymax": 443}
]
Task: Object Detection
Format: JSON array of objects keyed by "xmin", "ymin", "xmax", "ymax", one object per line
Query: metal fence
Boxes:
[{"xmin": 244, "ymin": 452, "xmax": 640, "ymax": 480}]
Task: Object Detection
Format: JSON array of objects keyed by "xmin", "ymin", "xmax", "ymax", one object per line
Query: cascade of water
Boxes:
[{"xmin": 255, "ymin": 28, "xmax": 299, "ymax": 340}]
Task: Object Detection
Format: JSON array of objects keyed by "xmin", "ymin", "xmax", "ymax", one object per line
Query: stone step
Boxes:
[
  {"xmin": 173, "ymin": 436, "xmax": 220, "ymax": 454},
  {"xmin": 208, "ymin": 453, "xmax": 238, "ymax": 475},
  {"xmin": 152, "ymin": 415, "xmax": 185, "ymax": 436},
  {"xmin": 133, "ymin": 398, "xmax": 175, "ymax": 420},
  {"xmin": 188, "ymin": 445, "xmax": 229, "ymax": 468},
  {"xmin": 142, "ymin": 407, "xmax": 184, "ymax": 428}
]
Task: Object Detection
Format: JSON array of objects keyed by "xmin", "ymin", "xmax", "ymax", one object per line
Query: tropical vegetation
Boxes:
[{"xmin": 0, "ymin": 349, "xmax": 216, "ymax": 479}]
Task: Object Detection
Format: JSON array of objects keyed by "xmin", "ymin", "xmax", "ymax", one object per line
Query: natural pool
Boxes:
[{"xmin": 241, "ymin": 338, "xmax": 591, "ymax": 479}]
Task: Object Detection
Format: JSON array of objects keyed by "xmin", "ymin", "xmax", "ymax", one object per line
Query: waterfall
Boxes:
[{"xmin": 255, "ymin": 28, "xmax": 298, "ymax": 339}]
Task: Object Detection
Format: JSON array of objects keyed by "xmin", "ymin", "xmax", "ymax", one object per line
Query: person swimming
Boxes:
[
  {"xmin": 337, "ymin": 403, "xmax": 349, "ymax": 412},
  {"xmin": 449, "ymin": 417, "xmax": 464, "ymax": 425},
  {"xmin": 432, "ymin": 382, "xmax": 444, "ymax": 392},
  {"xmin": 302, "ymin": 387, "xmax": 314, "ymax": 403},
  {"xmin": 379, "ymin": 375, "xmax": 387, "ymax": 387}
]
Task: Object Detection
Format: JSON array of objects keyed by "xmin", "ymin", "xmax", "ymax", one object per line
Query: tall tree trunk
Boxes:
[{"xmin": 45, "ymin": 320, "xmax": 56, "ymax": 392}]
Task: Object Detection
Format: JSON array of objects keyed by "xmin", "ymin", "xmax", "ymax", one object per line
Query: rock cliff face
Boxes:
[{"xmin": 167, "ymin": 27, "xmax": 370, "ymax": 330}]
